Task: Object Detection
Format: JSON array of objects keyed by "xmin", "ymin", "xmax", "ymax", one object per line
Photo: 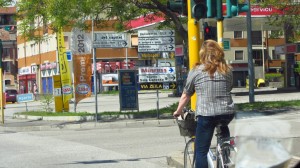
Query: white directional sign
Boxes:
[
  {"xmin": 138, "ymin": 44, "xmax": 175, "ymax": 52},
  {"xmin": 138, "ymin": 30, "xmax": 175, "ymax": 37},
  {"xmin": 139, "ymin": 74, "xmax": 176, "ymax": 83},
  {"xmin": 94, "ymin": 33, "xmax": 126, "ymax": 41},
  {"xmin": 138, "ymin": 30, "xmax": 175, "ymax": 53},
  {"xmin": 138, "ymin": 67, "xmax": 176, "ymax": 75},
  {"xmin": 93, "ymin": 33, "xmax": 128, "ymax": 48},
  {"xmin": 93, "ymin": 40, "xmax": 128, "ymax": 48},
  {"xmin": 138, "ymin": 37, "xmax": 175, "ymax": 45}
]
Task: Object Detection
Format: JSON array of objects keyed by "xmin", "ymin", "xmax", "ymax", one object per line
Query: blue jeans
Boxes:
[{"xmin": 195, "ymin": 114, "xmax": 234, "ymax": 168}]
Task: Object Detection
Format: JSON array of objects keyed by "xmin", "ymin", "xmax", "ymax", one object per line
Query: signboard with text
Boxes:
[
  {"xmin": 139, "ymin": 82, "xmax": 177, "ymax": 90},
  {"xmin": 138, "ymin": 67, "xmax": 176, "ymax": 89},
  {"xmin": 17, "ymin": 93, "xmax": 34, "ymax": 103},
  {"xmin": 93, "ymin": 33, "xmax": 128, "ymax": 48},
  {"xmin": 138, "ymin": 30, "xmax": 175, "ymax": 56},
  {"xmin": 138, "ymin": 74, "xmax": 176, "ymax": 83},
  {"xmin": 118, "ymin": 70, "xmax": 139, "ymax": 111}
]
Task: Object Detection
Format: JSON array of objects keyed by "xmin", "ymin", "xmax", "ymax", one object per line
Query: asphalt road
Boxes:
[
  {"xmin": 1, "ymin": 88, "xmax": 300, "ymax": 167},
  {"xmin": 0, "ymin": 111, "xmax": 299, "ymax": 168}
]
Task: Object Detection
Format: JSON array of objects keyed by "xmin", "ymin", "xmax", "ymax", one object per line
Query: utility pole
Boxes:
[{"xmin": 0, "ymin": 39, "xmax": 4, "ymax": 124}]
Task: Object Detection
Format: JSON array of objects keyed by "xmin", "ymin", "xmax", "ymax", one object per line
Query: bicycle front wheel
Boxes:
[{"xmin": 184, "ymin": 138, "xmax": 195, "ymax": 168}]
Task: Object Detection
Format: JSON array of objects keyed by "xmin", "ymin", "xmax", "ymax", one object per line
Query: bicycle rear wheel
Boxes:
[
  {"xmin": 184, "ymin": 138, "xmax": 195, "ymax": 168},
  {"xmin": 216, "ymin": 143, "xmax": 235, "ymax": 168}
]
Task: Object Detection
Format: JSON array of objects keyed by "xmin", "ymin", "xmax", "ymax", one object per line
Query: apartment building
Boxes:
[{"xmin": 0, "ymin": 7, "xmax": 17, "ymax": 89}]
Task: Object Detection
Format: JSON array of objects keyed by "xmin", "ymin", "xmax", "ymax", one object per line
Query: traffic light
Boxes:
[
  {"xmin": 206, "ymin": 0, "xmax": 216, "ymax": 18},
  {"xmin": 203, "ymin": 22, "xmax": 217, "ymax": 40},
  {"xmin": 167, "ymin": 0, "xmax": 188, "ymax": 16},
  {"xmin": 192, "ymin": 0, "xmax": 207, "ymax": 20},
  {"xmin": 226, "ymin": 0, "xmax": 249, "ymax": 18}
]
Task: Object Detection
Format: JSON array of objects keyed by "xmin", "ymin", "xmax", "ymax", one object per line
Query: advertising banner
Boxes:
[
  {"xmin": 71, "ymin": 28, "xmax": 92, "ymax": 105},
  {"xmin": 73, "ymin": 54, "xmax": 92, "ymax": 105},
  {"xmin": 102, "ymin": 73, "xmax": 118, "ymax": 86},
  {"xmin": 118, "ymin": 70, "xmax": 139, "ymax": 111},
  {"xmin": 57, "ymin": 27, "xmax": 72, "ymax": 106}
]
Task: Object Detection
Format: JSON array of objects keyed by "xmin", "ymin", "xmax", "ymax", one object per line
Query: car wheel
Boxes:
[{"xmin": 12, "ymin": 101, "xmax": 15, "ymax": 104}]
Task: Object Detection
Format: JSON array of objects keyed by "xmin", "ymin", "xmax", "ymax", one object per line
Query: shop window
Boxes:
[{"xmin": 235, "ymin": 50, "xmax": 244, "ymax": 60}]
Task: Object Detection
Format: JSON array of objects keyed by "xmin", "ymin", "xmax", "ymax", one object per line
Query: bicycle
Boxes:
[{"xmin": 176, "ymin": 109, "xmax": 237, "ymax": 168}]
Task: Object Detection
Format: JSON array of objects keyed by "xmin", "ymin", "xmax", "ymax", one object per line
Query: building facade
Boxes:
[
  {"xmin": 0, "ymin": 7, "xmax": 17, "ymax": 90},
  {"xmin": 16, "ymin": 14, "xmax": 300, "ymax": 94}
]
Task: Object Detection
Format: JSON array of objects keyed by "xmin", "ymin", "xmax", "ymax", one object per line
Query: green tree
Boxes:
[
  {"xmin": 258, "ymin": 0, "xmax": 300, "ymax": 42},
  {"xmin": 15, "ymin": 0, "xmax": 188, "ymax": 42}
]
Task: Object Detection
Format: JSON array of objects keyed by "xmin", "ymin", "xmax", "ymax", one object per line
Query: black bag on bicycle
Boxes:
[{"xmin": 177, "ymin": 111, "xmax": 197, "ymax": 137}]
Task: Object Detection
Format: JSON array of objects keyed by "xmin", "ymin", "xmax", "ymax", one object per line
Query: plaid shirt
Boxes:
[{"xmin": 183, "ymin": 65, "xmax": 235, "ymax": 116}]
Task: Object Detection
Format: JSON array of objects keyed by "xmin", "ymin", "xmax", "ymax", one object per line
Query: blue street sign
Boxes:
[{"xmin": 17, "ymin": 93, "xmax": 34, "ymax": 103}]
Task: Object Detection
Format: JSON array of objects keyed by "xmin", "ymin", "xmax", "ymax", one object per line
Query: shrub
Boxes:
[{"xmin": 265, "ymin": 73, "xmax": 283, "ymax": 82}]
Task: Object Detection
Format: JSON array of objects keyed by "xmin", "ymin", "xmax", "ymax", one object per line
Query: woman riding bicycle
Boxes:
[{"xmin": 173, "ymin": 39, "xmax": 235, "ymax": 168}]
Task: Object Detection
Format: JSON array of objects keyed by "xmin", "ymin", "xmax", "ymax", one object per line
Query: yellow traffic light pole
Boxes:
[
  {"xmin": 187, "ymin": 0, "xmax": 200, "ymax": 110},
  {"xmin": 0, "ymin": 39, "xmax": 3, "ymax": 124},
  {"xmin": 217, "ymin": 20, "xmax": 223, "ymax": 48}
]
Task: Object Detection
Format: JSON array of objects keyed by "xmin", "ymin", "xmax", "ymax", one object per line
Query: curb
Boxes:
[{"xmin": 0, "ymin": 118, "xmax": 178, "ymax": 132}]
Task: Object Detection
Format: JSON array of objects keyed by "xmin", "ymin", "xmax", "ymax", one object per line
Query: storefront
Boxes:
[
  {"xmin": 40, "ymin": 62, "xmax": 59, "ymax": 94},
  {"xmin": 18, "ymin": 66, "xmax": 36, "ymax": 94}
]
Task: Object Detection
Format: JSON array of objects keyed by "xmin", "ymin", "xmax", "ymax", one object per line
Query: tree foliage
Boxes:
[
  {"xmin": 257, "ymin": 0, "xmax": 300, "ymax": 42},
  {"xmin": 12, "ymin": 0, "xmax": 188, "ymax": 42}
]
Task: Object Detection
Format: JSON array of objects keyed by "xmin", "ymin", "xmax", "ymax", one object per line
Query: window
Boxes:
[
  {"xmin": 253, "ymin": 50, "xmax": 263, "ymax": 66},
  {"xmin": 235, "ymin": 50, "xmax": 244, "ymax": 60},
  {"xmin": 31, "ymin": 44, "xmax": 35, "ymax": 55},
  {"xmin": 3, "ymin": 62, "xmax": 11, "ymax": 72},
  {"xmin": 272, "ymin": 49, "xmax": 280, "ymax": 59},
  {"xmin": 269, "ymin": 30, "xmax": 284, "ymax": 39},
  {"xmin": 252, "ymin": 31, "xmax": 262, "ymax": 45},
  {"xmin": 64, "ymin": 36, "xmax": 69, "ymax": 49},
  {"xmin": 3, "ymin": 48, "xmax": 10, "ymax": 58},
  {"xmin": 234, "ymin": 31, "xmax": 243, "ymax": 38},
  {"xmin": 5, "ymin": 80, "xmax": 11, "ymax": 85}
]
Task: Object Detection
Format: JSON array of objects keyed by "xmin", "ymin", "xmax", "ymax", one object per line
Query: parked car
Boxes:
[{"xmin": 5, "ymin": 89, "xmax": 18, "ymax": 103}]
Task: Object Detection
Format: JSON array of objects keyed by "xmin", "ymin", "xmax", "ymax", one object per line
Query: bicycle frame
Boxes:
[{"xmin": 208, "ymin": 127, "xmax": 237, "ymax": 168}]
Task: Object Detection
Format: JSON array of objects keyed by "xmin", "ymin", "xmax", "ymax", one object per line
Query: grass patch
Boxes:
[
  {"xmin": 235, "ymin": 100, "xmax": 300, "ymax": 111},
  {"xmin": 15, "ymin": 100, "xmax": 300, "ymax": 117}
]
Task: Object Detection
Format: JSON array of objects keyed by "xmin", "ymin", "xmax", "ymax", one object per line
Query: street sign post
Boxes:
[{"xmin": 17, "ymin": 93, "xmax": 35, "ymax": 112}]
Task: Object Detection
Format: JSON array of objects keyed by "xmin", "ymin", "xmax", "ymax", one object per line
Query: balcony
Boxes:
[{"xmin": 267, "ymin": 59, "xmax": 285, "ymax": 68}]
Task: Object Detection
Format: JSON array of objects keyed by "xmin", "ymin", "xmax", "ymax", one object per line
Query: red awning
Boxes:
[{"xmin": 126, "ymin": 13, "xmax": 165, "ymax": 30}]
